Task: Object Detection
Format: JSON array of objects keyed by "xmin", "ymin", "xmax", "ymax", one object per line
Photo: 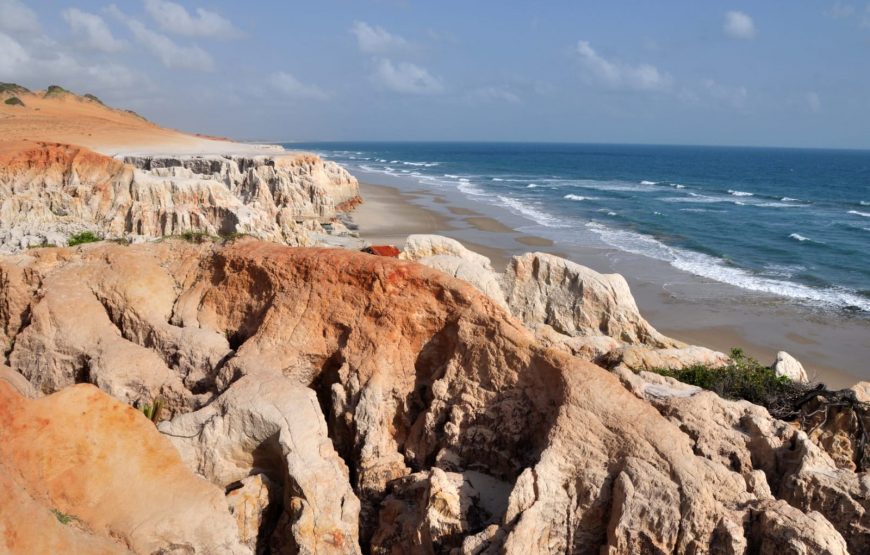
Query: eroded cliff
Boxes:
[
  {"xmin": 1, "ymin": 239, "xmax": 865, "ymax": 554},
  {"xmin": 0, "ymin": 143, "xmax": 362, "ymax": 252}
]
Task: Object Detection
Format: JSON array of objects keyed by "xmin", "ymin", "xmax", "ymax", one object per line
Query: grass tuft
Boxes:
[
  {"xmin": 67, "ymin": 231, "xmax": 102, "ymax": 247},
  {"xmin": 4, "ymin": 96, "xmax": 24, "ymax": 106},
  {"xmin": 51, "ymin": 508, "xmax": 75, "ymax": 525}
]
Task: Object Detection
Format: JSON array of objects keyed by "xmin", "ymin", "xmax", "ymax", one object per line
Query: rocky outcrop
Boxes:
[
  {"xmin": 0, "ymin": 381, "xmax": 249, "ymax": 555},
  {"xmin": 0, "ymin": 240, "xmax": 860, "ymax": 553},
  {"xmin": 0, "ymin": 143, "xmax": 361, "ymax": 252},
  {"xmin": 773, "ymin": 351, "xmax": 809, "ymax": 383},
  {"xmin": 502, "ymin": 252, "xmax": 682, "ymax": 348}
]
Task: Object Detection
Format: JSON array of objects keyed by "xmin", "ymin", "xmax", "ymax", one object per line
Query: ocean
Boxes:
[{"xmin": 290, "ymin": 142, "xmax": 870, "ymax": 316}]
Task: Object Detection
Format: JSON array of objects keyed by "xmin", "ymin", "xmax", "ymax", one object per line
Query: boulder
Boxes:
[
  {"xmin": 400, "ymin": 234, "xmax": 493, "ymax": 270},
  {"xmin": 0, "ymin": 381, "xmax": 249, "ymax": 554},
  {"xmin": 502, "ymin": 252, "xmax": 682, "ymax": 348},
  {"xmin": 607, "ymin": 344, "xmax": 731, "ymax": 372},
  {"xmin": 773, "ymin": 351, "xmax": 809, "ymax": 383},
  {"xmin": 416, "ymin": 254, "xmax": 508, "ymax": 309},
  {"xmin": 159, "ymin": 373, "xmax": 361, "ymax": 554}
]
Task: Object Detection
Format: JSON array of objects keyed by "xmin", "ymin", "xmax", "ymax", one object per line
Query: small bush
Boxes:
[
  {"xmin": 44, "ymin": 85, "xmax": 70, "ymax": 97},
  {"xmin": 83, "ymin": 93, "xmax": 103, "ymax": 104},
  {"xmin": 4, "ymin": 96, "xmax": 24, "ymax": 106},
  {"xmin": 51, "ymin": 509, "xmax": 75, "ymax": 525},
  {"xmin": 67, "ymin": 231, "xmax": 101, "ymax": 247},
  {"xmin": 0, "ymin": 82, "xmax": 30, "ymax": 95},
  {"xmin": 648, "ymin": 348, "xmax": 813, "ymax": 417}
]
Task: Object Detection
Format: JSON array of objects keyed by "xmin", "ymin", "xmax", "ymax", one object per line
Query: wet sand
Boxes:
[{"xmin": 351, "ymin": 180, "xmax": 869, "ymax": 388}]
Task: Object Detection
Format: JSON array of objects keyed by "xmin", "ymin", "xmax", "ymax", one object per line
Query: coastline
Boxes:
[{"xmin": 352, "ymin": 180, "xmax": 868, "ymax": 388}]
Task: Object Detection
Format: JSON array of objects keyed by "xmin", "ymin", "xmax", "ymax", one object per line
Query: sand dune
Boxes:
[{"xmin": 0, "ymin": 84, "xmax": 280, "ymax": 156}]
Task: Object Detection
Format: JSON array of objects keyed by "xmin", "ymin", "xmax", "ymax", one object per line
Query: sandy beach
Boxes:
[{"xmin": 352, "ymin": 179, "xmax": 869, "ymax": 388}]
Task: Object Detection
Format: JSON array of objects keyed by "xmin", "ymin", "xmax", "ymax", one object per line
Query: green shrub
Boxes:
[
  {"xmin": 0, "ymin": 82, "xmax": 30, "ymax": 95},
  {"xmin": 648, "ymin": 348, "xmax": 811, "ymax": 416},
  {"xmin": 4, "ymin": 96, "xmax": 24, "ymax": 106},
  {"xmin": 44, "ymin": 85, "xmax": 70, "ymax": 97},
  {"xmin": 67, "ymin": 231, "xmax": 101, "ymax": 247},
  {"xmin": 51, "ymin": 509, "xmax": 75, "ymax": 525},
  {"xmin": 83, "ymin": 93, "xmax": 103, "ymax": 104},
  {"xmin": 219, "ymin": 231, "xmax": 252, "ymax": 243}
]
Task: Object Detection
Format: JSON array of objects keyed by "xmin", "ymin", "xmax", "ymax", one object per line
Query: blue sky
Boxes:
[{"xmin": 2, "ymin": 0, "xmax": 870, "ymax": 148}]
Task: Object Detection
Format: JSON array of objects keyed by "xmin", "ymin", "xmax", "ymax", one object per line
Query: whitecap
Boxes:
[
  {"xmin": 444, "ymin": 174, "xmax": 460, "ymax": 178},
  {"xmin": 497, "ymin": 195, "xmax": 567, "ymax": 227},
  {"xmin": 861, "ymin": 201, "xmax": 870, "ymax": 206},
  {"xmin": 728, "ymin": 190, "xmax": 754, "ymax": 197},
  {"xmin": 527, "ymin": 184, "xmax": 538, "ymax": 188},
  {"xmin": 640, "ymin": 180, "xmax": 657, "ymax": 185},
  {"xmin": 492, "ymin": 178, "xmax": 504, "ymax": 181},
  {"xmin": 458, "ymin": 178, "xmax": 470, "ymax": 183},
  {"xmin": 564, "ymin": 194, "xmax": 586, "ymax": 201},
  {"xmin": 781, "ymin": 197, "xmax": 799, "ymax": 202},
  {"xmin": 671, "ymin": 183, "xmax": 686, "ymax": 189},
  {"xmin": 607, "ymin": 211, "xmax": 617, "ymax": 216},
  {"xmin": 584, "ymin": 222, "xmax": 870, "ymax": 312},
  {"xmin": 849, "ymin": 210, "xmax": 870, "ymax": 218},
  {"xmin": 789, "ymin": 233, "xmax": 810, "ymax": 242}
]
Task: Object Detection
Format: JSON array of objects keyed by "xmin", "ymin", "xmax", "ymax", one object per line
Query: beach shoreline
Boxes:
[{"xmin": 352, "ymin": 179, "xmax": 868, "ymax": 388}]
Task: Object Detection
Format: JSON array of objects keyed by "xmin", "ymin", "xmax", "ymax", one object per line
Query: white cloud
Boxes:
[
  {"xmin": 466, "ymin": 86, "xmax": 521, "ymax": 104},
  {"xmin": 0, "ymin": 0, "xmax": 39, "ymax": 34},
  {"xmin": 144, "ymin": 0, "xmax": 240, "ymax": 39},
  {"xmin": 372, "ymin": 58, "xmax": 444, "ymax": 94},
  {"xmin": 575, "ymin": 41, "xmax": 672, "ymax": 92},
  {"xmin": 0, "ymin": 32, "xmax": 29, "ymax": 75},
  {"xmin": 63, "ymin": 9, "xmax": 125, "ymax": 53},
  {"xmin": 0, "ymin": 31, "xmax": 145, "ymax": 93},
  {"xmin": 108, "ymin": 5, "xmax": 214, "ymax": 71},
  {"xmin": 724, "ymin": 11, "xmax": 756, "ymax": 40},
  {"xmin": 351, "ymin": 21, "xmax": 409, "ymax": 53},
  {"xmin": 268, "ymin": 71, "xmax": 329, "ymax": 100}
]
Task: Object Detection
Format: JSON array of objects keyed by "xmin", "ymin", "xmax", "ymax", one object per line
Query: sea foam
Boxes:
[{"xmin": 585, "ymin": 222, "xmax": 870, "ymax": 312}]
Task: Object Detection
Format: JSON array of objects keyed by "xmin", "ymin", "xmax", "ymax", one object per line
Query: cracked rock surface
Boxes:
[{"xmin": 0, "ymin": 239, "xmax": 863, "ymax": 553}]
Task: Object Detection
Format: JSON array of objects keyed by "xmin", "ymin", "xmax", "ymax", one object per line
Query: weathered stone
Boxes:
[
  {"xmin": 0, "ymin": 144, "xmax": 361, "ymax": 253},
  {"xmin": 0, "ymin": 381, "xmax": 249, "ymax": 554},
  {"xmin": 773, "ymin": 351, "xmax": 810, "ymax": 383},
  {"xmin": 502, "ymin": 252, "xmax": 683, "ymax": 348},
  {"xmin": 400, "ymin": 234, "xmax": 493, "ymax": 270}
]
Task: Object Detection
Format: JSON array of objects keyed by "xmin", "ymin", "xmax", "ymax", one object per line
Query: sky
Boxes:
[{"xmin": 2, "ymin": 1, "xmax": 870, "ymax": 149}]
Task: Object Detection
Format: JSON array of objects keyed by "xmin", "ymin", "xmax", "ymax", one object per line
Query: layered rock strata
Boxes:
[
  {"xmin": 0, "ymin": 143, "xmax": 362, "ymax": 252},
  {"xmin": 0, "ymin": 239, "xmax": 861, "ymax": 553}
]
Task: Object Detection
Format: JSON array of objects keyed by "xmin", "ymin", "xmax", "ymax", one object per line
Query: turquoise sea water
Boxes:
[{"xmin": 290, "ymin": 142, "xmax": 870, "ymax": 316}]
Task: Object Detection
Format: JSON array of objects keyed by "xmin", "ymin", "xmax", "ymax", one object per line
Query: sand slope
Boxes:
[{"xmin": 0, "ymin": 84, "xmax": 280, "ymax": 156}]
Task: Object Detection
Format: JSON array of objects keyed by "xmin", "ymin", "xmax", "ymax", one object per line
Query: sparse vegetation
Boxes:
[
  {"xmin": 67, "ymin": 231, "xmax": 102, "ymax": 247},
  {"xmin": 44, "ymin": 85, "xmax": 70, "ymax": 98},
  {"xmin": 138, "ymin": 397, "xmax": 164, "ymax": 424},
  {"xmin": 648, "ymin": 348, "xmax": 802, "ymax": 412},
  {"xmin": 4, "ymin": 96, "xmax": 24, "ymax": 106},
  {"xmin": 109, "ymin": 237, "xmax": 132, "ymax": 246},
  {"xmin": 83, "ymin": 93, "xmax": 103, "ymax": 104},
  {"xmin": 51, "ymin": 509, "xmax": 75, "ymax": 525},
  {"xmin": 648, "ymin": 347, "xmax": 870, "ymax": 470},
  {"xmin": 28, "ymin": 238, "xmax": 57, "ymax": 249},
  {"xmin": 0, "ymin": 82, "xmax": 30, "ymax": 95},
  {"xmin": 176, "ymin": 231, "xmax": 215, "ymax": 243},
  {"xmin": 219, "ymin": 231, "xmax": 252, "ymax": 243}
]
